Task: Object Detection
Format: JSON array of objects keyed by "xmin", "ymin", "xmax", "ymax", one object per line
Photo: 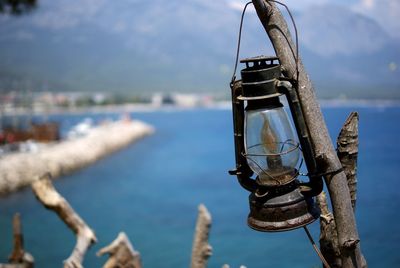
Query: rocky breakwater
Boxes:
[{"xmin": 0, "ymin": 120, "xmax": 154, "ymax": 195}]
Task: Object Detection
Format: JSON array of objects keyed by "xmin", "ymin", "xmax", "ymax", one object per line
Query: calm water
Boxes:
[{"xmin": 0, "ymin": 106, "xmax": 399, "ymax": 267}]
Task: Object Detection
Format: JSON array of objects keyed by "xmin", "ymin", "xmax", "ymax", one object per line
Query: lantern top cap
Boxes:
[{"xmin": 240, "ymin": 55, "xmax": 279, "ymax": 64}]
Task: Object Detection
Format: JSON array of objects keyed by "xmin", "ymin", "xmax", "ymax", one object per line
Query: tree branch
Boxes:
[
  {"xmin": 190, "ymin": 204, "xmax": 212, "ymax": 268},
  {"xmin": 0, "ymin": 264, "xmax": 32, "ymax": 268},
  {"xmin": 251, "ymin": 1, "xmax": 365, "ymax": 266},
  {"xmin": 337, "ymin": 112, "xmax": 359, "ymax": 211},
  {"xmin": 337, "ymin": 113, "xmax": 367, "ymax": 267},
  {"xmin": 0, "ymin": 213, "xmax": 34, "ymax": 268},
  {"xmin": 31, "ymin": 173, "xmax": 97, "ymax": 268},
  {"xmin": 317, "ymin": 192, "xmax": 341, "ymax": 268},
  {"xmin": 317, "ymin": 113, "xmax": 366, "ymax": 268},
  {"xmin": 97, "ymin": 232, "xmax": 142, "ymax": 268}
]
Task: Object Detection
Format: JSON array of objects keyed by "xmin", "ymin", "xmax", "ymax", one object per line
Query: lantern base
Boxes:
[{"xmin": 247, "ymin": 188, "xmax": 320, "ymax": 232}]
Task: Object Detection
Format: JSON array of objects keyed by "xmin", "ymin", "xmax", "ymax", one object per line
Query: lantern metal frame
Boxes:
[{"xmin": 229, "ymin": 56, "xmax": 323, "ymax": 232}]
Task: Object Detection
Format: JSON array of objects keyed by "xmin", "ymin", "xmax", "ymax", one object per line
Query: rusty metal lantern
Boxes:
[{"xmin": 229, "ymin": 56, "xmax": 323, "ymax": 232}]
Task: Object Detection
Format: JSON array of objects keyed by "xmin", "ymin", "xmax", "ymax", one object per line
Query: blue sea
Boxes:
[{"xmin": 0, "ymin": 105, "xmax": 399, "ymax": 267}]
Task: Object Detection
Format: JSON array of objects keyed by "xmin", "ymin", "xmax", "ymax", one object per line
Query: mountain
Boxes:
[
  {"xmin": 297, "ymin": 5, "xmax": 400, "ymax": 98},
  {"xmin": 0, "ymin": 0, "xmax": 246, "ymax": 93},
  {"xmin": 0, "ymin": 0, "xmax": 398, "ymax": 98}
]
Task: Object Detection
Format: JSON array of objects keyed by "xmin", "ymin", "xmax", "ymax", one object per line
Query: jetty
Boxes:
[{"xmin": 0, "ymin": 119, "xmax": 154, "ymax": 195}]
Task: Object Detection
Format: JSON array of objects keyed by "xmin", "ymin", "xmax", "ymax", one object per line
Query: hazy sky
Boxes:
[
  {"xmin": 229, "ymin": 0, "xmax": 400, "ymax": 39},
  {"xmin": 0, "ymin": 0, "xmax": 398, "ymax": 96}
]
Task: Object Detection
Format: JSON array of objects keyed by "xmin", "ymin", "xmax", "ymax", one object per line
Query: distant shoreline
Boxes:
[
  {"xmin": 2, "ymin": 98, "xmax": 400, "ymax": 117},
  {"xmin": 318, "ymin": 99, "xmax": 400, "ymax": 108},
  {"xmin": 0, "ymin": 120, "xmax": 154, "ymax": 195}
]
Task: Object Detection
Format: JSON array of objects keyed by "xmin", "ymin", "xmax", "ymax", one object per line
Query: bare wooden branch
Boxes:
[
  {"xmin": 337, "ymin": 113, "xmax": 367, "ymax": 267},
  {"xmin": 337, "ymin": 112, "xmax": 359, "ymax": 211},
  {"xmin": 317, "ymin": 113, "xmax": 362, "ymax": 268},
  {"xmin": 9, "ymin": 213, "xmax": 25, "ymax": 263},
  {"xmin": 317, "ymin": 192, "xmax": 341, "ymax": 268},
  {"xmin": 31, "ymin": 173, "xmax": 97, "ymax": 268},
  {"xmin": 0, "ymin": 214, "xmax": 34, "ymax": 268},
  {"xmin": 251, "ymin": 1, "xmax": 365, "ymax": 267},
  {"xmin": 97, "ymin": 232, "xmax": 142, "ymax": 268},
  {"xmin": 0, "ymin": 264, "xmax": 32, "ymax": 268},
  {"xmin": 191, "ymin": 204, "xmax": 212, "ymax": 268}
]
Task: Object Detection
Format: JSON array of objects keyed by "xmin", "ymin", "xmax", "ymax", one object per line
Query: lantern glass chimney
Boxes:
[{"xmin": 244, "ymin": 99, "xmax": 300, "ymax": 186}]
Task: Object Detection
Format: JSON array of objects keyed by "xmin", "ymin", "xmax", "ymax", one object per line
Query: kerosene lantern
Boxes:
[{"xmin": 229, "ymin": 56, "xmax": 323, "ymax": 232}]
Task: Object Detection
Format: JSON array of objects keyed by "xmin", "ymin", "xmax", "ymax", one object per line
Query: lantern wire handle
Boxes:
[
  {"xmin": 304, "ymin": 226, "xmax": 332, "ymax": 268},
  {"xmin": 230, "ymin": 1, "xmax": 300, "ymax": 85},
  {"xmin": 231, "ymin": 1, "xmax": 253, "ymax": 85}
]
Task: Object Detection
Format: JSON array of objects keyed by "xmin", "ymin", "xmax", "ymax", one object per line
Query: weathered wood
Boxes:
[
  {"xmin": 0, "ymin": 264, "xmax": 31, "ymax": 268},
  {"xmin": 31, "ymin": 173, "xmax": 97, "ymax": 268},
  {"xmin": 97, "ymin": 232, "xmax": 142, "ymax": 268},
  {"xmin": 0, "ymin": 214, "xmax": 34, "ymax": 268},
  {"xmin": 9, "ymin": 213, "xmax": 25, "ymax": 263},
  {"xmin": 190, "ymin": 204, "xmax": 212, "ymax": 268},
  {"xmin": 251, "ymin": 1, "xmax": 365, "ymax": 267},
  {"xmin": 337, "ymin": 112, "xmax": 359, "ymax": 211},
  {"xmin": 317, "ymin": 192, "xmax": 341, "ymax": 268},
  {"xmin": 317, "ymin": 113, "xmax": 363, "ymax": 268},
  {"xmin": 337, "ymin": 113, "xmax": 367, "ymax": 267}
]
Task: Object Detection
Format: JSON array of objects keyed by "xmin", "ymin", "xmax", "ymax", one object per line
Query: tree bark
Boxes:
[
  {"xmin": 337, "ymin": 113, "xmax": 367, "ymax": 267},
  {"xmin": 250, "ymin": 1, "xmax": 365, "ymax": 267},
  {"xmin": 31, "ymin": 173, "xmax": 97, "ymax": 268},
  {"xmin": 317, "ymin": 192, "xmax": 341, "ymax": 268},
  {"xmin": 337, "ymin": 112, "xmax": 359, "ymax": 211},
  {"xmin": 97, "ymin": 232, "xmax": 142, "ymax": 268},
  {"xmin": 318, "ymin": 113, "xmax": 366, "ymax": 267},
  {"xmin": 190, "ymin": 204, "xmax": 212, "ymax": 268}
]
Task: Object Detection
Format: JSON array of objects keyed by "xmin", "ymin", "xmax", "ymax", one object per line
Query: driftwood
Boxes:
[
  {"xmin": 97, "ymin": 232, "xmax": 142, "ymax": 268},
  {"xmin": 190, "ymin": 204, "xmax": 212, "ymax": 268},
  {"xmin": 0, "ymin": 214, "xmax": 34, "ymax": 268},
  {"xmin": 337, "ymin": 112, "xmax": 359, "ymax": 211},
  {"xmin": 251, "ymin": 1, "xmax": 365, "ymax": 267},
  {"xmin": 31, "ymin": 174, "xmax": 97, "ymax": 268}
]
